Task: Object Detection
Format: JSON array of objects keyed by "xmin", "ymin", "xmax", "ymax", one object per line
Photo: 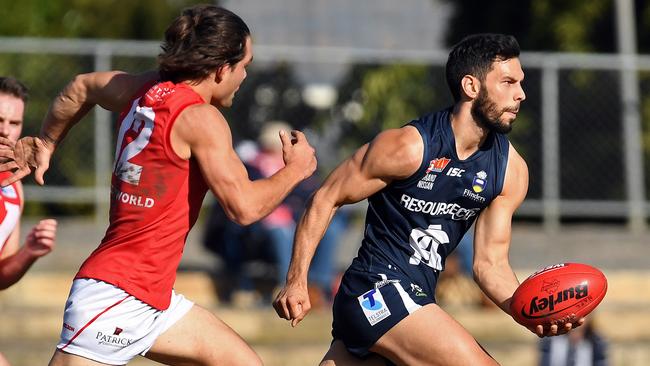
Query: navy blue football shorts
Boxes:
[{"xmin": 331, "ymin": 266, "xmax": 436, "ymax": 358}]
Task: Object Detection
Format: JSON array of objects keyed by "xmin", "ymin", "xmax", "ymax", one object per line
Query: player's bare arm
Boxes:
[
  {"xmin": 0, "ymin": 182, "xmax": 57, "ymax": 289},
  {"xmin": 473, "ymin": 144, "xmax": 581, "ymax": 337},
  {"xmin": 0, "ymin": 71, "xmax": 159, "ymax": 186},
  {"xmin": 42, "ymin": 71, "xmax": 159, "ymax": 144},
  {"xmin": 172, "ymin": 103, "xmax": 316, "ymax": 225},
  {"xmin": 273, "ymin": 125, "xmax": 423, "ymax": 326},
  {"xmin": 472, "ymin": 143, "xmax": 527, "ymax": 310}
]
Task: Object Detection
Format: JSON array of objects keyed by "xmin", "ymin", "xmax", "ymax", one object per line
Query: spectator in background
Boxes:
[
  {"xmin": 436, "ymin": 228, "xmax": 487, "ymax": 308},
  {"xmin": 203, "ymin": 140, "xmax": 275, "ymax": 306},
  {"xmin": 0, "ymin": 77, "xmax": 58, "ymax": 366},
  {"xmin": 205, "ymin": 122, "xmax": 346, "ymax": 307},
  {"xmin": 455, "ymin": 226, "xmax": 474, "ymax": 276},
  {"xmin": 250, "ymin": 121, "xmax": 298, "ymax": 291},
  {"xmin": 251, "ymin": 121, "xmax": 347, "ymax": 306},
  {"xmin": 539, "ymin": 318, "xmax": 609, "ymax": 366}
]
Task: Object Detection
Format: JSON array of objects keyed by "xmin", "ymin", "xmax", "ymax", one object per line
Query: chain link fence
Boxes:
[{"xmin": 0, "ymin": 37, "xmax": 648, "ymax": 230}]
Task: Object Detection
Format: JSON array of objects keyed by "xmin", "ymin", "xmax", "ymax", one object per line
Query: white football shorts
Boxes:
[{"xmin": 56, "ymin": 278, "xmax": 194, "ymax": 365}]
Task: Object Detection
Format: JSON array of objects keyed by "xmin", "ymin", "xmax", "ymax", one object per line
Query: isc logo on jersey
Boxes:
[
  {"xmin": 446, "ymin": 167, "xmax": 465, "ymax": 177},
  {"xmin": 357, "ymin": 288, "xmax": 391, "ymax": 326}
]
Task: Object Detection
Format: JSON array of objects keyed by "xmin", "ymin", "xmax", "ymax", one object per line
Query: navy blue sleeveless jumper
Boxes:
[{"xmin": 331, "ymin": 107, "xmax": 510, "ymax": 357}]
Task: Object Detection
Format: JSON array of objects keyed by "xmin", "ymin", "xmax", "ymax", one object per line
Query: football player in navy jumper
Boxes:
[{"xmin": 274, "ymin": 33, "xmax": 583, "ymax": 365}]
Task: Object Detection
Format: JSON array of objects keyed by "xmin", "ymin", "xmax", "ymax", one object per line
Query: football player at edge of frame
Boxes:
[
  {"xmin": 274, "ymin": 33, "xmax": 585, "ymax": 366},
  {"xmin": 0, "ymin": 77, "xmax": 58, "ymax": 366}
]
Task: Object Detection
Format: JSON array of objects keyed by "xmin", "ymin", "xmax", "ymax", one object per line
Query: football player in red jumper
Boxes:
[
  {"xmin": 0, "ymin": 77, "xmax": 57, "ymax": 366},
  {"xmin": 0, "ymin": 5, "xmax": 315, "ymax": 366}
]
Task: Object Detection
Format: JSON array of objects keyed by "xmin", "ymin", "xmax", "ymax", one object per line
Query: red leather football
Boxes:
[{"xmin": 510, "ymin": 263, "xmax": 607, "ymax": 328}]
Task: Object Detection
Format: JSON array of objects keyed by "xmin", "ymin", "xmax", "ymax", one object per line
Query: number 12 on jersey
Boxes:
[{"xmin": 113, "ymin": 101, "xmax": 155, "ymax": 185}]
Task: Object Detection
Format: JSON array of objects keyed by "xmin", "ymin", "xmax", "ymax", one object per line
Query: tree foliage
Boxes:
[
  {"xmin": 444, "ymin": 0, "xmax": 615, "ymax": 52},
  {"xmin": 331, "ymin": 63, "xmax": 451, "ymax": 152},
  {"xmin": 0, "ymin": 0, "xmax": 207, "ymax": 39}
]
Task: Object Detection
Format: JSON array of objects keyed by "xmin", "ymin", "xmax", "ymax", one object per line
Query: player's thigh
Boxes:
[
  {"xmin": 320, "ymin": 340, "xmax": 388, "ymax": 366},
  {"xmin": 48, "ymin": 349, "xmax": 112, "ymax": 366},
  {"xmin": 371, "ymin": 303, "xmax": 498, "ymax": 366},
  {"xmin": 145, "ymin": 305, "xmax": 262, "ymax": 366}
]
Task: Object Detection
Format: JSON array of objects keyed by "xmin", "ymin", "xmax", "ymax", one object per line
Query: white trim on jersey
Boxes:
[{"xmin": 0, "ymin": 200, "xmax": 20, "ymax": 252}]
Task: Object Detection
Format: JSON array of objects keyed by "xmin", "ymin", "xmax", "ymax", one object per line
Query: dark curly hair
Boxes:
[
  {"xmin": 446, "ymin": 34, "xmax": 520, "ymax": 103},
  {"xmin": 158, "ymin": 5, "xmax": 251, "ymax": 83},
  {"xmin": 0, "ymin": 76, "xmax": 28, "ymax": 102}
]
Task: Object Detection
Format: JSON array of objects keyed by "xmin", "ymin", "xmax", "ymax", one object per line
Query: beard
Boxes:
[{"xmin": 470, "ymin": 87, "xmax": 517, "ymax": 134}]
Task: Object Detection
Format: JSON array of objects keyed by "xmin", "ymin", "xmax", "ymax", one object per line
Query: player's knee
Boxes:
[
  {"xmin": 454, "ymin": 341, "xmax": 499, "ymax": 366},
  {"xmin": 240, "ymin": 354, "xmax": 263, "ymax": 366},
  {"xmin": 228, "ymin": 349, "xmax": 263, "ymax": 366},
  {"xmin": 206, "ymin": 347, "xmax": 263, "ymax": 366},
  {"xmin": 246, "ymin": 356, "xmax": 263, "ymax": 366},
  {"xmin": 200, "ymin": 353, "xmax": 262, "ymax": 366}
]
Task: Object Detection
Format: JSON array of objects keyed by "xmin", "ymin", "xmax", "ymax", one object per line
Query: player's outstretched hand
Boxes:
[
  {"xmin": 24, "ymin": 219, "xmax": 57, "ymax": 258},
  {"xmin": 0, "ymin": 136, "xmax": 55, "ymax": 187},
  {"xmin": 279, "ymin": 130, "xmax": 317, "ymax": 181},
  {"xmin": 273, "ymin": 282, "xmax": 311, "ymax": 328},
  {"xmin": 531, "ymin": 317, "xmax": 585, "ymax": 338}
]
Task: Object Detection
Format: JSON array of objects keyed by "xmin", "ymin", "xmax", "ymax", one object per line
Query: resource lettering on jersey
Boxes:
[{"xmin": 400, "ymin": 193, "xmax": 479, "ymax": 221}]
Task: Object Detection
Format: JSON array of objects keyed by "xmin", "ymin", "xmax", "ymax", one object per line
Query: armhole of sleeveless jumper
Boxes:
[
  {"xmin": 117, "ymin": 78, "xmax": 160, "ymax": 120},
  {"xmin": 494, "ymin": 138, "xmax": 510, "ymax": 196},
  {"xmin": 163, "ymin": 99, "xmax": 204, "ymax": 168},
  {"xmin": 391, "ymin": 122, "xmax": 430, "ymax": 190}
]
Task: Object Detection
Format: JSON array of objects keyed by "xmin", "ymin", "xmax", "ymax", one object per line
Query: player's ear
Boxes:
[
  {"xmin": 214, "ymin": 65, "xmax": 229, "ymax": 83},
  {"xmin": 460, "ymin": 75, "xmax": 480, "ymax": 100}
]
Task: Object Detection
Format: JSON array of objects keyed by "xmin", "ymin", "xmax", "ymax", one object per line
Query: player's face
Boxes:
[
  {"xmin": 216, "ymin": 36, "xmax": 253, "ymax": 108},
  {"xmin": 0, "ymin": 93, "xmax": 24, "ymax": 143},
  {"xmin": 471, "ymin": 58, "xmax": 526, "ymax": 134}
]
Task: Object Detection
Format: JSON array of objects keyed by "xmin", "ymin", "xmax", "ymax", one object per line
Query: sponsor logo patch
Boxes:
[
  {"xmin": 358, "ymin": 288, "xmax": 391, "ymax": 326},
  {"xmin": 410, "ymin": 283, "xmax": 427, "ymax": 297},
  {"xmin": 417, "ymin": 173, "xmax": 437, "ymax": 190},
  {"xmin": 96, "ymin": 328, "xmax": 135, "ymax": 348},
  {"xmin": 463, "ymin": 188, "xmax": 486, "ymax": 203},
  {"xmin": 400, "ymin": 194, "xmax": 480, "ymax": 221},
  {"xmin": 446, "ymin": 167, "xmax": 465, "ymax": 177},
  {"xmin": 472, "ymin": 171, "xmax": 487, "ymax": 193},
  {"xmin": 426, "ymin": 158, "xmax": 451, "ymax": 173}
]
